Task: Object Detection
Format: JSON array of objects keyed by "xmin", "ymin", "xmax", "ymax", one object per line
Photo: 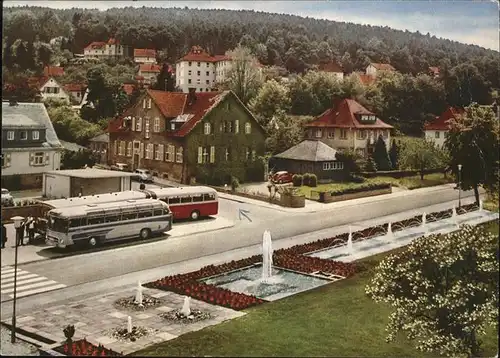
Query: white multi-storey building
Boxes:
[
  {"xmin": 175, "ymin": 46, "xmax": 217, "ymax": 93},
  {"xmin": 134, "ymin": 49, "xmax": 157, "ymax": 64},
  {"xmin": 83, "ymin": 38, "xmax": 124, "ymax": 59}
]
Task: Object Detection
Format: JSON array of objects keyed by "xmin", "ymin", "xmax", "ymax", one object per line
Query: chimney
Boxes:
[{"xmin": 187, "ymin": 88, "xmax": 197, "ymax": 105}]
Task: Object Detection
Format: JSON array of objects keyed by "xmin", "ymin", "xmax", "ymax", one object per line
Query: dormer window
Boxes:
[
  {"xmin": 32, "ymin": 131, "xmax": 39, "ymax": 140},
  {"xmin": 171, "ymin": 122, "xmax": 176, "ymax": 131},
  {"xmin": 20, "ymin": 131, "xmax": 28, "ymax": 140},
  {"xmin": 315, "ymin": 129, "xmax": 322, "ymax": 138}
]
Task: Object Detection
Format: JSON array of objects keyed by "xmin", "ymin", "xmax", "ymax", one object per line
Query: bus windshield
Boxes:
[{"xmin": 48, "ymin": 215, "xmax": 69, "ymax": 233}]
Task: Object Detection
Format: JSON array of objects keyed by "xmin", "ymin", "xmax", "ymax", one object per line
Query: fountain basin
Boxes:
[{"xmin": 200, "ymin": 264, "xmax": 333, "ymax": 301}]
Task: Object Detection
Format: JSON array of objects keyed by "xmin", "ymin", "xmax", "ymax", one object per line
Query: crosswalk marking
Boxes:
[{"xmin": 1, "ymin": 266, "xmax": 66, "ymax": 299}]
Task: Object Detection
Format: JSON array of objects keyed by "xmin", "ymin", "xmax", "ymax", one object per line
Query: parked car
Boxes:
[
  {"xmin": 1, "ymin": 188, "xmax": 14, "ymax": 206},
  {"xmin": 271, "ymin": 171, "xmax": 293, "ymax": 184},
  {"xmin": 133, "ymin": 169, "xmax": 154, "ymax": 183},
  {"xmin": 110, "ymin": 163, "xmax": 130, "ymax": 172}
]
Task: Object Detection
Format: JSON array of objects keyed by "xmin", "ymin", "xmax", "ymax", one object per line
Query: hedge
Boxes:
[{"xmin": 329, "ymin": 182, "xmax": 391, "ymax": 196}]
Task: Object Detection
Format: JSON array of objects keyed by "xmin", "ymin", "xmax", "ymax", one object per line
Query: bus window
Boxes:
[
  {"xmin": 50, "ymin": 217, "xmax": 69, "ymax": 232},
  {"xmin": 105, "ymin": 215, "xmax": 120, "ymax": 223},
  {"xmin": 203, "ymin": 193, "xmax": 215, "ymax": 201},
  {"xmin": 192, "ymin": 194, "xmax": 203, "ymax": 202},
  {"xmin": 122, "ymin": 212, "xmax": 137, "ymax": 220},
  {"xmin": 169, "ymin": 197, "xmax": 180, "ymax": 205},
  {"xmin": 88, "ymin": 216, "xmax": 104, "ymax": 225},
  {"xmin": 153, "ymin": 208, "xmax": 163, "ymax": 216},
  {"xmin": 181, "ymin": 196, "xmax": 192, "ymax": 204},
  {"xmin": 138, "ymin": 210, "xmax": 153, "ymax": 218},
  {"xmin": 69, "ymin": 218, "xmax": 82, "ymax": 228}
]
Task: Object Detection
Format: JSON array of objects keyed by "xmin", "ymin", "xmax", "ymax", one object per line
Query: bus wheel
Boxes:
[
  {"xmin": 190, "ymin": 210, "xmax": 200, "ymax": 220},
  {"xmin": 140, "ymin": 228, "xmax": 151, "ymax": 240},
  {"xmin": 88, "ymin": 237, "xmax": 99, "ymax": 248}
]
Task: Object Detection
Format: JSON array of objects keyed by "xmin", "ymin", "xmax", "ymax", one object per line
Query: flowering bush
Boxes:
[
  {"xmin": 54, "ymin": 339, "xmax": 122, "ymax": 356},
  {"xmin": 274, "ymin": 254, "xmax": 356, "ymax": 278}
]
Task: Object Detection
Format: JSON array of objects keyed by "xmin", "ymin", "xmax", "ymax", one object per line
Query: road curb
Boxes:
[{"xmin": 1, "ymin": 320, "xmax": 56, "ymax": 347}]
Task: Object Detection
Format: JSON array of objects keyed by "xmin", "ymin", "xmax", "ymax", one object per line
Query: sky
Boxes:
[{"xmin": 4, "ymin": 0, "xmax": 499, "ymax": 51}]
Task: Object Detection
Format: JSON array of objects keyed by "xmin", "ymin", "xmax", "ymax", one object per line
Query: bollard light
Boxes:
[
  {"xmin": 457, "ymin": 164, "xmax": 462, "ymax": 208},
  {"xmin": 10, "ymin": 215, "xmax": 24, "ymax": 343}
]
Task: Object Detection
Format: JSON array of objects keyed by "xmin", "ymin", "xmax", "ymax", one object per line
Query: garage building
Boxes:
[{"xmin": 43, "ymin": 168, "xmax": 135, "ymax": 199}]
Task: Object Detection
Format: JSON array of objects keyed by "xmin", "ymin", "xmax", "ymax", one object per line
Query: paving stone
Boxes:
[
  {"xmin": 74, "ymin": 322, "xmax": 87, "ymax": 328},
  {"xmin": 95, "ymin": 336, "xmax": 117, "ymax": 345},
  {"xmin": 16, "ymin": 316, "xmax": 35, "ymax": 324},
  {"xmin": 97, "ymin": 298, "xmax": 109, "ymax": 303},
  {"xmin": 155, "ymin": 306, "xmax": 174, "ymax": 313},
  {"xmin": 108, "ymin": 311, "xmax": 128, "ymax": 319},
  {"xmin": 50, "ymin": 310, "xmax": 65, "ymax": 315},
  {"xmin": 151, "ymin": 292, "xmax": 169, "ymax": 299},
  {"xmin": 155, "ymin": 332, "xmax": 178, "ymax": 341}
]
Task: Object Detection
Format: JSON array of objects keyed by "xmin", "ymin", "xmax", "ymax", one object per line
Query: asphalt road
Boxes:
[{"xmin": 11, "ymin": 185, "xmax": 475, "ymax": 288}]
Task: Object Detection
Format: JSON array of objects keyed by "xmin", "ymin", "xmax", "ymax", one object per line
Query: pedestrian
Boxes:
[
  {"xmin": 28, "ymin": 216, "xmax": 36, "ymax": 244},
  {"xmin": 1, "ymin": 224, "xmax": 6, "ymax": 249},
  {"xmin": 17, "ymin": 221, "xmax": 25, "ymax": 246}
]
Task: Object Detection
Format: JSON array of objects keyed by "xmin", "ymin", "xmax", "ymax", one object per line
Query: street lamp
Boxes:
[
  {"xmin": 10, "ymin": 215, "xmax": 24, "ymax": 343},
  {"xmin": 457, "ymin": 164, "xmax": 462, "ymax": 208}
]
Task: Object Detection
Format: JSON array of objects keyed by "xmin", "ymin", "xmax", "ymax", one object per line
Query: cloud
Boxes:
[{"xmin": 4, "ymin": 0, "xmax": 499, "ymax": 50}]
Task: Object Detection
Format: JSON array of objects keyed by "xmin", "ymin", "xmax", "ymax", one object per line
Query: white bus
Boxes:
[{"xmin": 46, "ymin": 199, "xmax": 172, "ymax": 249}]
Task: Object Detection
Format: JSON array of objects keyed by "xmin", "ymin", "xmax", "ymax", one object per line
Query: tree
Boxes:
[
  {"xmin": 249, "ymin": 80, "xmax": 291, "ymax": 127},
  {"xmin": 373, "ymin": 135, "xmax": 392, "ymax": 171},
  {"xmin": 399, "ymin": 138, "xmax": 448, "ymax": 180},
  {"xmin": 265, "ymin": 111, "xmax": 308, "ymax": 154},
  {"xmin": 335, "ymin": 149, "xmax": 361, "ymax": 174},
  {"xmin": 364, "ymin": 156, "xmax": 377, "ymax": 172},
  {"xmin": 221, "ymin": 45, "xmax": 263, "ymax": 104},
  {"xmin": 389, "ymin": 140, "xmax": 400, "ymax": 170},
  {"xmin": 61, "ymin": 149, "xmax": 98, "ymax": 170},
  {"xmin": 152, "ymin": 63, "xmax": 175, "ymax": 91},
  {"xmin": 366, "ymin": 225, "xmax": 499, "ymax": 357},
  {"xmin": 48, "ymin": 105, "xmax": 102, "ymax": 145},
  {"xmin": 445, "ymin": 103, "xmax": 500, "ymax": 204}
]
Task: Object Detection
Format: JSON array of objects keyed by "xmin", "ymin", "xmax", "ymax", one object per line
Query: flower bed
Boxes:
[
  {"xmin": 274, "ymin": 254, "xmax": 356, "ymax": 278},
  {"xmin": 460, "ymin": 202, "xmax": 478, "ymax": 214},
  {"xmin": 391, "ymin": 215, "xmax": 422, "ymax": 232},
  {"xmin": 53, "ymin": 339, "xmax": 122, "ymax": 356}
]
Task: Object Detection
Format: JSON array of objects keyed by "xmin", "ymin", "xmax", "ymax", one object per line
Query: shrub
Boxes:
[
  {"xmin": 329, "ymin": 182, "xmax": 391, "ymax": 196},
  {"xmin": 364, "ymin": 156, "xmax": 377, "ymax": 172},
  {"xmin": 303, "ymin": 173, "xmax": 311, "ymax": 186},
  {"xmin": 292, "ymin": 174, "xmax": 303, "ymax": 187},
  {"xmin": 373, "ymin": 135, "xmax": 392, "ymax": 171},
  {"xmin": 309, "ymin": 173, "xmax": 318, "ymax": 187},
  {"xmin": 230, "ymin": 176, "xmax": 240, "ymax": 192},
  {"xmin": 349, "ymin": 175, "xmax": 365, "ymax": 183}
]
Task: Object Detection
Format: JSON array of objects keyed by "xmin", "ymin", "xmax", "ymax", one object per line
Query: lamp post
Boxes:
[
  {"xmin": 10, "ymin": 215, "xmax": 24, "ymax": 344},
  {"xmin": 457, "ymin": 164, "xmax": 462, "ymax": 208}
]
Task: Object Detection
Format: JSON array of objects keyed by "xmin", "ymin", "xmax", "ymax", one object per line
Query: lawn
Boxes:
[
  {"xmin": 134, "ymin": 221, "xmax": 499, "ymax": 357},
  {"xmin": 297, "ymin": 173, "xmax": 454, "ymax": 200}
]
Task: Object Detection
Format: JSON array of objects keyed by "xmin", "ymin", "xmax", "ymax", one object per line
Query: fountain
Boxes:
[
  {"xmin": 346, "ymin": 226, "xmax": 354, "ymax": 255},
  {"xmin": 421, "ymin": 213, "xmax": 430, "ymax": 236},
  {"xmin": 262, "ymin": 230, "xmax": 273, "ymax": 282},
  {"xmin": 134, "ymin": 281, "xmax": 144, "ymax": 307},
  {"xmin": 127, "ymin": 316, "xmax": 132, "ymax": 334},
  {"xmin": 452, "ymin": 206, "xmax": 460, "ymax": 228},
  {"xmin": 386, "ymin": 222, "xmax": 394, "ymax": 240},
  {"xmin": 180, "ymin": 296, "xmax": 191, "ymax": 317},
  {"xmin": 479, "ymin": 200, "xmax": 484, "ymax": 212}
]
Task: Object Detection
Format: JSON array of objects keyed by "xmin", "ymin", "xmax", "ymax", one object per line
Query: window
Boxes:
[
  {"xmin": 126, "ymin": 142, "xmax": 132, "ymax": 157},
  {"xmin": 69, "ymin": 218, "xmax": 83, "ymax": 228},
  {"xmin": 188, "ymin": 61, "xmax": 192, "ymax": 66},
  {"xmin": 357, "ymin": 130, "xmax": 367, "ymax": 140},
  {"xmin": 145, "ymin": 143, "xmax": 154, "ymax": 159},
  {"xmin": 206, "ymin": 80, "xmax": 210, "ymax": 84},
  {"xmin": 196, "ymin": 79, "xmax": 201, "ymax": 84},
  {"xmin": 88, "ymin": 216, "xmax": 104, "ymax": 225},
  {"xmin": 143, "ymin": 99, "xmax": 147, "ymax": 108},
  {"xmin": 105, "ymin": 215, "xmax": 120, "ymax": 223},
  {"xmin": 198, "ymin": 147, "xmax": 209, "ymax": 164},
  {"xmin": 251, "ymin": 150, "xmax": 256, "ymax": 161},
  {"xmin": 245, "ymin": 147, "xmax": 251, "ymax": 160},
  {"xmin": 168, "ymin": 197, "xmax": 180, "ymax": 205},
  {"xmin": 206, "ymin": 71, "xmax": 210, "ymax": 76},
  {"xmin": 118, "ymin": 141, "xmax": 124, "ymax": 156},
  {"xmin": 138, "ymin": 210, "xmax": 153, "ymax": 218},
  {"xmin": 206, "ymin": 63, "xmax": 210, "ymax": 68},
  {"xmin": 20, "ymin": 131, "xmax": 28, "ymax": 140},
  {"xmin": 204, "ymin": 122, "xmax": 211, "ymax": 135},
  {"xmin": 234, "ymin": 120, "xmax": 239, "ymax": 133},
  {"xmin": 435, "ymin": 131, "xmax": 440, "ymax": 139},
  {"xmin": 122, "ymin": 212, "xmax": 137, "ymax": 220},
  {"xmin": 327, "ymin": 130, "xmax": 335, "ymax": 139},
  {"xmin": 197, "ymin": 71, "xmax": 201, "ymax": 76},
  {"xmin": 203, "ymin": 193, "xmax": 216, "ymax": 201},
  {"xmin": 444, "ymin": 131, "xmax": 448, "ymax": 138},
  {"xmin": 33, "ymin": 152, "xmax": 44, "ymax": 165},
  {"xmin": 197, "ymin": 62, "xmax": 201, "ymax": 67},
  {"xmin": 153, "ymin": 208, "xmax": 164, "ymax": 216},
  {"xmin": 315, "ymin": 129, "xmax": 322, "ymax": 138},
  {"xmin": 165, "ymin": 145, "xmax": 175, "ymax": 162},
  {"xmin": 188, "ymin": 79, "xmax": 192, "ymax": 84},
  {"xmin": 7, "ymin": 131, "xmax": 14, "ymax": 140},
  {"xmin": 245, "ymin": 122, "xmax": 251, "ymax": 134},
  {"xmin": 181, "ymin": 196, "xmax": 192, "ymax": 204},
  {"xmin": 147, "ymin": 98, "xmax": 152, "ymax": 109},
  {"xmin": 323, "ymin": 162, "xmax": 344, "ymax": 171},
  {"xmin": 210, "ymin": 146, "xmax": 215, "ymax": 163},
  {"xmin": 340, "ymin": 129, "xmax": 348, "ymax": 139},
  {"xmin": 192, "ymin": 194, "xmax": 203, "ymax": 202},
  {"xmin": 113, "ymin": 140, "xmax": 118, "ymax": 155},
  {"xmin": 136, "ymin": 117, "xmax": 142, "ymax": 131},
  {"xmin": 145, "ymin": 119, "xmax": 150, "ymax": 138},
  {"xmin": 32, "ymin": 131, "xmax": 39, "ymax": 140},
  {"xmin": 176, "ymin": 147, "xmax": 183, "ymax": 163},
  {"xmin": 199, "ymin": 88, "xmax": 202, "ymax": 92},
  {"xmin": 188, "ymin": 70, "xmax": 192, "ymax": 75},
  {"xmin": 155, "ymin": 144, "xmax": 164, "ymax": 160},
  {"xmin": 226, "ymin": 121, "xmax": 233, "ymax": 133},
  {"xmin": 154, "ymin": 117, "xmax": 160, "ymax": 132},
  {"xmin": 225, "ymin": 148, "xmax": 230, "ymax": 161}
]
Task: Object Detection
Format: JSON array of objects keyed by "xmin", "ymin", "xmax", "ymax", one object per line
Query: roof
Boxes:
[
  {"xmin": 84, "ymin": 41, "xmax": 106, "ymax": 50},
  {"xmin": 369, "ymin": 63, "xmax": 396, "ymax": 71},
  {"xmin": 317, "ymin": 62, "xmax": 343, "ymax": 73},
  {"xmin": 89, "ymin": 133, "xmax": 109, "ymax": 143},
  {"xmin": 50, "ymin": 198, "xmax": 164, "ymax": 217},
  {"xmin": 139, "ymin": 64, "xmax": 161, "ymax": 73},
  {"xmin": 146, "ymin": 186, "xmax": 217, "ymax": 197},
  {"xmin": 213, "ymin": 55, "xmax": 232, "ymax": 62},
  {"xmin": 43, "ymin": 190, "xmax": 147, "ymax": 209},
  {"xmin": 44, "ymin": 168, "xmax": 135, "ymax": 178},
  {"xmin": 63, "ymin": 83, "xmax": 86, "ymax": 92},
  {"xmin": 44, "ymin": 66, "xmax": 64, "ymax": 77},
  {"xmin": 28, "ymin": 76, "xmax": 50, "ymax": 89},
  {"xmin": 59, "ymin": 140, "xmax": 87, "ymax": 152},
  {"xmin": 2, "ymin": 102, "xmax": 62, "ymax": 148},
  {"xmin": 134, "ymin": 49, "xmax": 156, "ymax": 57},
  {"xmin": 122, "ymin": 84, "xmax": 134, "ymax": 96},
  {"xmin": 428, "ymin": 66, "xmax": 440, "ymax": 74},
  {"xmin": 2, "ymin": 114, "xmax": 44, "ymax": 128},
  {"xmin": 424, "ymin": 106, "xmax": 464, "ymax": 130},
  {"xmin": 273, "ymin": 140, "xmax": 339, "ymax": 162},
  {"xmin": 304, "ymin": 98, "xmax": 393, "ymax": 129},
  {"xmin": 177, "ymin": 46, "xmax": 216, "ymax": 63},
  {"xmin": 107, "ymin": 38, "xmax": 119, "ymax": 45},
  {"xmin": 355, "ymin": 73, "xmax": 376, "ymax": 86}
]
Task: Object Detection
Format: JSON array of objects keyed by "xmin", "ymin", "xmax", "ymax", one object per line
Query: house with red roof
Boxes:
[
  {"xmin": 83, "ymin": 38, "xmax": 124, "ymax": 59},
  {"xmin": 28, "ymin": 76, "xmax": 70, "ymax": 103},
  {"xmin": 353, "ymin": 72, "xmax": 376, "ymax": 86},
  {"xmin": 366, "ymin": 63, "xmax": 396, "ymax": 78},
  {"xmin": 137, "ymin": 64, "xmax": 162, "ymax": 86},
  {"xmin": 428, "ymin": 66, "xmax": 440, "ymax": 78},
  {"xmin": 63, "ymin": 83, "xmax": 87, "ymax": 104},
  {"xmin": 303, "ymin": 97, "xmax": 393, "ymax": 157},
  {"xmin": 134, "ymin": 49, "xmax": 157, "ymax": 64},
  {"xmin": 107, "ymin": 88, "xmax": 266, "ymax": 184},
  {"xmin": 44, "ymin": 66, "xmax": 64, "ymax": 77},
  {"xmin": 424, "ymin": 106, "xmax": 464, "ymax": 148},
  {"xmin": 316, "ymin": 61, "xmax": 344, "ymax": 81}
]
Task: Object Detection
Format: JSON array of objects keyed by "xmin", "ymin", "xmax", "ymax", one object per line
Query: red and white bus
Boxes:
[{"xmin": 144, "ymin": 186, "xmax": 218, "ymax": 221}]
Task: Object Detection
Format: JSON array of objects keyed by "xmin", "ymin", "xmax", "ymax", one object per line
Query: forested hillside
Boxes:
[{"xmin": 2, "ymin": 5, "xmax": 499, "ymax": 87}]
